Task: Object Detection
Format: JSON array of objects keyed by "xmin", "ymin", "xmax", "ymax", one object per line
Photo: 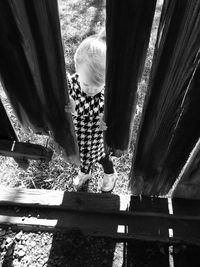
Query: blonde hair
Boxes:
[{"xmin": 74, "ymin": 29, "xmax": 106, "ymax": 86}]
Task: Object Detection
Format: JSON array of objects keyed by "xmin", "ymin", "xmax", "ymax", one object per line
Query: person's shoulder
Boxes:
[
  {"xmin": 68, "ymin": 73, "xmax": 78, "ymax": 85},
  {"xmin": 67, "ymin": 72, "xmax": 77, "ymax": 85}
]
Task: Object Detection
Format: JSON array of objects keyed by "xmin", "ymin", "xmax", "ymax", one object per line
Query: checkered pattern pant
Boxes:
[{"xmin": 68, "ymin": 73, "xmax": 110, "ymax": 174}]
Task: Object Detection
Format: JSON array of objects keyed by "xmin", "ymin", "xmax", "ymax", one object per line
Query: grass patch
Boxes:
[{"xmin": 59, "ymin": 0, "xmax": 106, "ymax": 73}]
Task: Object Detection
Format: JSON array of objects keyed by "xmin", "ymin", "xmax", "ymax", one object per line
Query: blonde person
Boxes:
[{"xmin": 65, "ymin": 30, "xmax": 117, "ymax": 192}]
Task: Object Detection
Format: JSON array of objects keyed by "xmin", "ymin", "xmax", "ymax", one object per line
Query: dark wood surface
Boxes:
[
  {"xmin": 0, "ymin": 100, "xmax": 29, "ymax": 168},
  {"xmin": 0, "ymin": 1, "xmax": 80, "ymax": 165},
  {"xmin": 0, "ymin": 139, "xmax": 53, "ymax": 161},
  {"xmin": 130, "ymin": 0, "xmax": 200, "ymax": 196},
  {"xmin": 0, "ymin": 188, "xmax": 200, "ymax": 246},
  {"xmin": 172, "ymin": 138, "xmax": 200, "ymax": 200},
  {"xmin": 104, "ymin": 0, "xmax": 156, "ymax": 156}
]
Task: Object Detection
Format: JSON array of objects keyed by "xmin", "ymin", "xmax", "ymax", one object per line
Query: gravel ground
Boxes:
[{"xmin": 0, "ymin": 229, "xmax": 124, "ymax": 266}]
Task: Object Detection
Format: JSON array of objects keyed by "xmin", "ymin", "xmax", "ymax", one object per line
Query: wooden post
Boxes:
[
  {"xmin": 0, "ymin": 0, "xmax": 80, "ymax": 165},
  {"xmin": 104, "ymin": 0, "xmax": 156, "ymax": 156},
  {"xmin": 130, "ymin": 0, "xmax": 200, "ymax": 195}
]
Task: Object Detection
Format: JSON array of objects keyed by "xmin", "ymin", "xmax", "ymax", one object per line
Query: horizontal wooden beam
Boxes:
[
  {"xmin": 0, "ymin": 139, "xmax": 53, "ymax": 161},
  {"xmin": 0, "ymin": 188, "xmax": 200, "ymax": 245}
]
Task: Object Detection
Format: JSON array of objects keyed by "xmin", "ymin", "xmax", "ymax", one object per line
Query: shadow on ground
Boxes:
[{"xmin": 47, "ymin": 231, "xmax": 116, "ymax": 267}]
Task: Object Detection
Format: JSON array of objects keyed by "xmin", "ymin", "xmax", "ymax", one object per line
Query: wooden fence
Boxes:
[{"xmin": 0, "ymin": 0, "xmax": 200, "ymax": 266}]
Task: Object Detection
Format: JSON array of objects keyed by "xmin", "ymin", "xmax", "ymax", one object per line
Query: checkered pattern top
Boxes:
[{"xmin": 68, "ymin": 74, "xmax": 105, "ymax": 173}]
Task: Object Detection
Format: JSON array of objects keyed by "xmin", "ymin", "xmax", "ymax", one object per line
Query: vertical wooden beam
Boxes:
[
  {"xmin": 130, "ymin": 0, "xmax": 200, "ymax": 195},
  {"xmin": 0, "ymin": 0, "xmax": 80, "ymax": 165},
  {"xmin": 104, "ymin": 0, "xmax": 156, "ymax": 156}
]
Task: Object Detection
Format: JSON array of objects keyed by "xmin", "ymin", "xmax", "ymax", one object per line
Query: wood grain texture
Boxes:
[
  {"xmin": 0, "ymin": 99, "xmax": 29, "ymax": 168},
  {"xmin": 172, "ymin": 137, "xmax": 200, "ymax": 199},
  {"xmin": 130, "ymin": 0, "xmax": 200, "ymax": 195},
  {"xmin": 0, "ymin": 139, "xmax": 53, "ymax": 161},
  {"xmin": 0, "ymin": 188, "xmax": 200, "ymax": 245},
  {"xmin": 0, "ymin": 0, "xmax": 80, "ymax": 165},
  {"xmin": 104, "ymin": 0, "xmax": 156, "ymax": 156}
]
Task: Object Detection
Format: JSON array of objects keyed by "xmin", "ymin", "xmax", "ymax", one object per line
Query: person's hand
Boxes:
[
  {"xmin": 65, "ymin": 97, "xmax": 76, "ymax": 114},
  {"xmin": 98, "ymin": 114, "xmax": 107, "ymax": 131}
]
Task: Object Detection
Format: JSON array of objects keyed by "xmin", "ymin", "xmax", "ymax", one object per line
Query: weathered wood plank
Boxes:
[
  {"xmin": 172, "ymin": 138, "xmax": 200, "ymax": 200},
  {"xmin": 127, "ymin": 192, "xmax": 200, "ymax": 266},
  {"xmin": 130, "ymin": 0, "xmax": 200, "ymax": 195},
  {"xmin": 0, "ymin": 188, "xmax": 127, "ymax": 214},
  {"xmin": 0, "ymin": 188, "xmax": 200, "ymax": 245},
  {"xmin": 1, "ymin": 206, "xmax": 200, "ymax": 245},
  {"xmin": 104, "ymin": 0, "xmax": 156, "ymax": 155},
  {"xmin": 0, "ymin": 99, "xmax": 29, "ymax": 169},
  {"xmin": 0, "ymin": 139, "xmax": 53, "ymax": 161},
  {"xmin": 0, "ymin": 0, "xmax": 80, "ymax": 165}
]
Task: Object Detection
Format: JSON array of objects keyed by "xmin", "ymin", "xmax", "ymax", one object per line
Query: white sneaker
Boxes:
[
  {"xmin": 73, "ymin": 171, "xmax": 91, "ymax": 188},
  {"xmin": 101, "ymin": 171, "xmax": 118, "ymax": 192}
]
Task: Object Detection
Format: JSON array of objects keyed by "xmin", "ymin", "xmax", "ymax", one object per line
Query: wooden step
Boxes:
[{"xmin": 0, "ymin": 188, "xmax": 200, "ymax": 246}]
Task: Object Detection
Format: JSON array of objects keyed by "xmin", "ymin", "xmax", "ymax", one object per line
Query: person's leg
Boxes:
[
  {"xmin": 73, "ymin": 164, "xmax": 92, "ymax": 188},
  {"xmin": 98, "ymin": 154, "xmax": 114, "ymax": 174},
  {"xmin": 99, "ymin": 154, "xmax": 117, "ymax": 192},
  {"xmin": 80, "ymin": 164, "xmax": 91, "ymax": 174}
]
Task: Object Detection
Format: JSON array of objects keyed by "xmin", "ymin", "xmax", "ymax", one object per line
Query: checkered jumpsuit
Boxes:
[{"xmin": 68, "ymin": 74, "xmax": 106, "ymax": 173}]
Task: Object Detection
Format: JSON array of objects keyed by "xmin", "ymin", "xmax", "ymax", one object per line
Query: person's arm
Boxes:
[{"xmin": 98, "ymin": 114, "xmax": 107, "ymax": 131}]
